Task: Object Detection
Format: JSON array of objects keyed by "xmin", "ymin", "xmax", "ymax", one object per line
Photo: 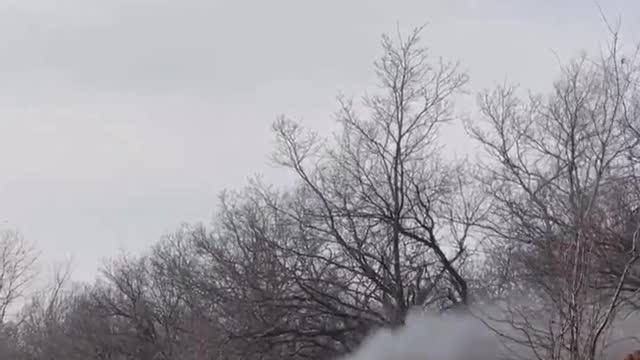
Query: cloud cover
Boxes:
[{"xmin": 0, "ymin": 0, "xmax": 638, "ymax": 281}]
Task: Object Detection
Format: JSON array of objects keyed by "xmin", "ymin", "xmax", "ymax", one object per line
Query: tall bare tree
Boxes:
[
  {"xmin": 270, "ymin": 25, "xmax": 484, "ymax": 331},
  {"xmin": 469, "ymin": 28, "xmax": 640, "ymax": 360}
]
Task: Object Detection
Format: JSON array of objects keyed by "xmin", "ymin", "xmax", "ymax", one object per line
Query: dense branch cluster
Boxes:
[{"xmin": 1, "ymin": 26, "xmax": 640, "ymax": 360}]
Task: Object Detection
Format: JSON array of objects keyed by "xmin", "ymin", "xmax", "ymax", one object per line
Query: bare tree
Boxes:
[
  {"xmin": 189, "ymin": 188, "xmax": 343, "ymax": 359},
  {"xmin": 18, "ymin": 261, "xmax": 76, "ymax": 360},
  {"xmin": 469, "ymin": 28, "xmax": 640, "ymax": 360},
  {"xmin": 92, "ymin": 254, "xmax": 167, "ymax": 360},
  {"xmin": 0, "ymin": 229, "xmax": 38, "ymax": 324},
  {"xmin": 269, "ymin": 24, "xmax": 484, "ymax": 334}
]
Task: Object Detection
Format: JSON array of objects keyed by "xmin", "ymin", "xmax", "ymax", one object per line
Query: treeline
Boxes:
[{"xmin": 1, "ymin": 26, "xmax": 640, "ymax": 360}]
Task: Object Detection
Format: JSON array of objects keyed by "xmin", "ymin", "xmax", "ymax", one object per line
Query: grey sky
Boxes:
[{"xmin": 0, "ymin": 0, "xmax": 638, "ymax": 282}]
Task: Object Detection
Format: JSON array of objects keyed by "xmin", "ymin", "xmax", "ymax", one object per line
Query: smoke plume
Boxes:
[
  {"xmin": 338, "ymin": 306, "xmax": 640, "ymax": 360},
  {"xmin": 340, "ymin": 309, "xmax": 499, "ymax": 360}
]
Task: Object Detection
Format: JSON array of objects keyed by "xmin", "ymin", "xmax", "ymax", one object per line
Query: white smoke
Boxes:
[
  {"xmin": 338, "ymin": 306, "xmax": 640, "ymax": 360},
  {"xmin": 340, "ymin": 309, "xmax": 499, "ymax": 360}
]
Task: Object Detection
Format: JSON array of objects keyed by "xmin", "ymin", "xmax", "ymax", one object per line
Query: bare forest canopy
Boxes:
[{"xmin": 2, "ymin": 23, "xmax": 640, "ymax": 360}]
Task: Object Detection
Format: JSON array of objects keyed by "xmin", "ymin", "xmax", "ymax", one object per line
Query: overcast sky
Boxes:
[{"xmin": 1, "ymin": 0, "xmax": 639, "ymax": 283}]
